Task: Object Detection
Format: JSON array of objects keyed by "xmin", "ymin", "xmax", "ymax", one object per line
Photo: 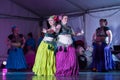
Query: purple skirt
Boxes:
[
  {"xmin": 55, "ymin": 46, "xmax": 79, "ymax": 76},
  {"xmin": 92, "ymin": 42, "xmax": 114, "ymax": 72}
]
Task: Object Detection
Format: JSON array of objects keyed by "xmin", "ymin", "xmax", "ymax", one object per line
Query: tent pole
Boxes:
[{"xmin": 82, "ymin": 13, "xmax": 87, "ymax": 48}]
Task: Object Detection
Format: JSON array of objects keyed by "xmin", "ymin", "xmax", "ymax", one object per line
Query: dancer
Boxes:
[
  {"xmin": 92, "ymin": 19, "xmax": 113, "ymax": 72},
  {"xmin": 55, "ymin": 14, "xmax": 84, "ymax": 76},
  {"xmin": 32, "ymin": 15, "xmax": 59, "ymax": 76},
  {"xmin": 6, "ymin": 26, "xmax": 27, "ymax": 70}
]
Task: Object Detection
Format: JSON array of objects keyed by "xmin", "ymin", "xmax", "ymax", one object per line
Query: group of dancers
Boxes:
[
  {"xmin": 6, "ymin": 14, "xmax": 84, "ymax": 76},
  {"xmin": 33, "ymin": 14, "xmax": 84, "ymax": 76},
  {"xmin": 6, "ymin": 14, "xmax": 114, "ymax": 77}
]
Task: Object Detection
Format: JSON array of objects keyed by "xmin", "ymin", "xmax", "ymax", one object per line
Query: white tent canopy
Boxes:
[{"xmin": 8, "ymin": 0, "xmax": 120, "ymax": 17}]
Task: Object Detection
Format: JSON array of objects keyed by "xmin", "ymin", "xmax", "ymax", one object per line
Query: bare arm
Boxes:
[
  {"xmin": 92, "ymin": 31, "xmax": 97, "ymax": 42},
  {"xmin": 55, "ymin": 24, "xmax": 61, "ymax": 33},
  {"xmin": 7, "ymin": 38, "xmax": 12, "ymax": 48},
  {"xmin": 21, "ymin": 37, "xmax": 26, "ymax": 48},
  {"xmin": 42, "ymin": 24, "xmax": 61, "ymax": 34},
  {"xmin": 76, "ymin": 29, "xmax": 84, "ymax": 36},
  {"xmin": 106, "ymin": 30, "xmax": 112, "ymax": 45},
  {"xmin": 72, "ymin": 29, "xmax": 84, "ymax": 36},
  {"xmin": 42, "ymin": 28, "xmax": 47, "ymax": 33},
  {"xmin": 42, "ymin": 28, "xmax": 55, "ymax": 34},
  {"xmin": 7, "ymin": 39, "xmax": 21, "ymax": 48}
]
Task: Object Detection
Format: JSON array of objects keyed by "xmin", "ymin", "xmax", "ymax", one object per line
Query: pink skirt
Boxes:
[
  {"xmin": 25, "ymin": 50, "xmax": 35, "ymax": 69},
  {"xmin": 55, "ymin": 46, "xmax": 79, "ymax": 76}
]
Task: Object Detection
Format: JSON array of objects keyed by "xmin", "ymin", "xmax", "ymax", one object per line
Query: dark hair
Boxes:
[
  {"xmin": 11, "ymin": 25, "xmax": 17, "ymax": 32},
  {"xmin": 28, "ymin": 32, "xmax": 33, "ymax": 38},
  {"xmin": 60, "ymin": 14, "xmax": 68, "ymax": 20},
  {"xmin": 99, "ymin": 19, "xmax": 108, "ymax": 25},
  {"xmin": 46, "ymin": 20, "xmax": 51, "ymax": 29}
]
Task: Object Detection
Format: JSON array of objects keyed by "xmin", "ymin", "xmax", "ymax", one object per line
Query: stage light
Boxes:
[
  {"xmin": 3, "ymin": 61, "xmax": 7, "ymax": 66},
  {"xmin": 1, "ymin": 61, "xmax": 7, "ymax": 76}
]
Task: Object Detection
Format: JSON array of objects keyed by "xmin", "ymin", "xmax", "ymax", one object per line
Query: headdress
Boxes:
[{"xmin": 49, "ymin": 15, "xmax": 58, "ymax": 22}]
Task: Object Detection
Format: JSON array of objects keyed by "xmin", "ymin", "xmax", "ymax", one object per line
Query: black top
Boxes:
[
  {"xmin": 8, "ymin": 34, "xmax": 24, "ymax": 45},
  {"xmin": 59, "ymin": 23, "xmax": 72, "ymax": 35},
  {"xmin": 96, "ymin": 27, "xmax": 110, "ymax": 37}
]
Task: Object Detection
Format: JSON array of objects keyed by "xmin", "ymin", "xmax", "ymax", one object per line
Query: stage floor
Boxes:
[{"xmin": 0, "ymin": 71, "xmax": 120, "ymax": 80}]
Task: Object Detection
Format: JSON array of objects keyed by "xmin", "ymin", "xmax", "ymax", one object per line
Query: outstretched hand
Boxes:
[
  {"xmin": 80, "ymin": 29, "xmax": 84, "ymax": 35},
  {"xmin": 47, "ymin": 29, "xmax": 55, "ymax": 34},
  {"xmin": 42, "ymin": 28, "xmax": 55, "ymax": 34},
  {"xmin": 76, "ymin": 29, "xmax": 84, "ymax": 36},
  {"xmin": 42, "ymin": 28, "xmax": 47, "ymax": 33}
]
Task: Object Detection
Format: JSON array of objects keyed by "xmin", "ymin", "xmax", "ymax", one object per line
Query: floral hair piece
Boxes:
[{"xmin": 49, "ymin": 15, "xmax": 58, "ymax": 22}]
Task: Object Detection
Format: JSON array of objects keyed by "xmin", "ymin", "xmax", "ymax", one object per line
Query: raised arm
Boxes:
[
  {"xmin": 72, "ymin": 29, "xmax": 84, "ymax": 36},
  {"xmin": 55, "ymin": 24, "xmax": 61, "ymax": 33},
  {"xmin": 42, "ymin": 28, "xmax": 47, "ymax": 33}
]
